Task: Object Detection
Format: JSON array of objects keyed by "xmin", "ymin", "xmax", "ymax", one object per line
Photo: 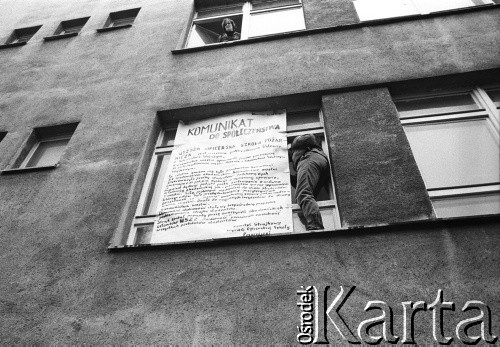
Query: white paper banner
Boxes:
[{"xmin": 150, "ymin": 112, "xmax": 293, "ymax": 244}]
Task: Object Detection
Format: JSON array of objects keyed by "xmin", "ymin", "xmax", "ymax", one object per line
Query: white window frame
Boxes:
[
  {"xmin": 126, "ymin": 109, "xmax": 340, "ymax": 246},
  {"xmin": 186, "ymin": 0, "xmax": 305, "ymax": 48},
  {"xmin": 396, "ymin": 86, "xmax": 500, "ymax": 217}
]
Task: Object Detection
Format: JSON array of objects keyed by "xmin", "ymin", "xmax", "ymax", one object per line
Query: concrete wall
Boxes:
[{"xmin": 0, "ymin": 0, "xmax": 499, "ymax": 343}]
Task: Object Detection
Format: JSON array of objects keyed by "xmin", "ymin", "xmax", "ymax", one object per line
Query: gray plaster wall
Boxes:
[{"xmin": 0, "ymin": 0, "xmax": 499, "ymax": 343}]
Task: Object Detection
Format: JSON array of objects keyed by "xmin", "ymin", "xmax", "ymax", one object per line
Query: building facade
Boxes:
[{"xmin": 0, "ymin": 0, "xmax": 499, "ymax": 343}]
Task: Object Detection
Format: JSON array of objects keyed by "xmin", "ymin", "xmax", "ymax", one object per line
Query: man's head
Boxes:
[
  {"xmin": 221, "ymin": 18, "xmax": 236, "ymax": 34},
  {"xmin": 291, "ymin": 134, "xmax": 320, "ymax": 152}
]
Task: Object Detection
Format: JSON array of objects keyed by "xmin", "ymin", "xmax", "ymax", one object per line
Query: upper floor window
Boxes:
[
  {"xmin": 15, "ymin": 123, "xmax": 77, "ymax": 169},
  {"xmin": 44, "ymin": 17, "xmax": 90, "ymax": 41},
  {"xmin": 4, "ymin": 25, "xmax": 42, "ymax": 45},
  {"xmin": 395, "ymin": 86, "xmax": 500, "ymax": 218},
  {"xmin": 121, "ymin": 108, "xmax": 340, "ymax": 246},
  {"xmin": 186, "ymin": 0, "xmax": 306, "ymax": 48},
  {"xmin": 353, "ymin": 0, "xmax": 495, "ymax": 21},
  {"xmin": 56, "ymin": 17, "xmax": 90, "ymax": 35},
  {"xmin": 97, "ymin": 8, "xmax": 141, "ymax": 32}
]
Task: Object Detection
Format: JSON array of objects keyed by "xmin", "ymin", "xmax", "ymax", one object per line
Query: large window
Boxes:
[
  {"xmin": 353, "ymin": 0, "xmax": 494, "ymax": 21},
  {"xmin": 395, "ymin": 86, "xmax": 500, "ymax": 218},
  {"xmin": 126, "ymin": 109, "xmax": 340, "ymax": 246},
  {"xmin": 186, "ymin": 0, "xmax": 306, "ymax": 48}
]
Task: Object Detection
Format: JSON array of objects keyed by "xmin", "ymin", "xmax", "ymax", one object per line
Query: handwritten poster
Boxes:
[{"xmin": 150, "ymin": 112, "xmax": 293, "ymax": 244}]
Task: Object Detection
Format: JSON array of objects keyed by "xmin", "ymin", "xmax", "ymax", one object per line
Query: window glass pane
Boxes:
[
  {"xmin": 286, "ymin": 110, "xmax": 320, "ymax": 128},
  {"xmin": 62, "ymin": 26, "xmax": 83, "ymax": 34},
  {"xmin": 143, "ymin": 153, "xmax": 171, "ymax": 215},
  {"xmin": 486, "ymin": 88, "xmax": 500, "ymax": 107},
  {"xmin": 112, "ymin": 17, "xmax": 134, "ymax": 26},
  {"xmin": 415, "ymin": 0, "xmax": 479, "ymax": 13},
  {"xmin": 26, "ymin": 138, "xmax": 69, "ymax": 167},
  {"xmin": 433, "ymin": 193, "xmax": 500, "ymax": 218},
  {"xmin": 404, "ymin": 119, "xmax": 499, "ymax": 189},
  {"xmin": 395, "ymin": 93, "xmax": 478, "ymax": 117},
  {"xmin": 293, "ymin": 207, "xmax": 337, "ymax": 232},
  {"xmin": 196, "ymin": 4, "xmax": 243, "ymax": 19},
  {"xmin": 353, "ymin": 0, "xmax": 419, "ymax": 21},
  {"xmin": 248, "ymin": 7, "xmax": 305, "ymax": 37},
  {"xmin": 135, "ymin": 224, "xmax": 153, "ymax": 245},
  {"xmin": 160, "ymin": 129, "xmax": 176, "ymax": 147}
]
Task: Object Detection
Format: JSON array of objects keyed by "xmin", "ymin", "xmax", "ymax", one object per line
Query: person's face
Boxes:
[{"xmin": 224, "ymin": 21, "xmax": 234, "ymax": 32}]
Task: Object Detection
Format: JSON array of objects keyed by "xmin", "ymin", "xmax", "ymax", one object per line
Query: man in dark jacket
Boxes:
[
  {"xmin": 289, "ymin": 134, "xmax": 330, "ymax": 230},
  {"xmin": 218, "ymin": 18, "xmax": 241, "ymax": 42}
]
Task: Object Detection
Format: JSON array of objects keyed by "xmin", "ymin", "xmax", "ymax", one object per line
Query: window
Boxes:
[
  {"xmin": 44, "ymin": 17, "xmax": 90, "ymax": 41},
  {"xmin": 395, "ymin": 87, "xmax": 500, "ymax": 218},
  {"xmin": 98, "ymin": 8, "xmax": 140, "ymax": 31},
  {"xmin": 353, "ymin": 0, "xmax": 494, "ymax": 21},
  {"xmin": 3, "ymin": 25, "xmax": 42, "ymax": 45},
  {"xmin": 14, "ymin": 123, "xmax": 77, "ymax": 170},
  {"xmin": 186, "ymin": 0, "xmax": 305, "ymax": 48},
  {"xmin": 125, "ymin": 109, "xmax": 339, "ymax": 246}
]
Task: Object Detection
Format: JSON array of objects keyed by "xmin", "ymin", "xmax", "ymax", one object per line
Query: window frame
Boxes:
[
  {"xmin": 396, "ymin": 86, "xmax": 500, "ymax": 218},
  {"xmin": 125, "ymin": 108, "xmax": 340, "ymax": 246},
  {"xmin": 353, "ymin": 0, "xmax": 495, "ymax": 22},
  {"xmin": 186, "ymin": 0, "xmax": 305, "ymax": 48}
]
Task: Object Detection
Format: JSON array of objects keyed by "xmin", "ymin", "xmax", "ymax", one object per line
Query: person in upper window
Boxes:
[
  {"xmin": 218, "ymin": 18, "xmax": 240, "ymax": 42},
  {"xmin": 289, "ymin": 134, "xmax": 330, "ymax": 230}
]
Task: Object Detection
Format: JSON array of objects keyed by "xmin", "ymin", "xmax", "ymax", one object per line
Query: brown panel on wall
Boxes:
[{"xmin": 322, "ymin": 88, "xmax": 434, "ymax": 227}]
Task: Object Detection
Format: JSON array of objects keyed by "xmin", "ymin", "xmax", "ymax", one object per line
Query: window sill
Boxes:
[
  {"xmin": 108, "ymin": 213, "xmax": 500, "ymax": 251},
  {"xmin": 172, "ymin": 3, "xmax": 500, "ymax": 55},
  {"xmin": 96, "ymin": 24, "xmax": 132, "ymax": 33},
  {"xmin": 0, "ymin": 42, "xmax": 27, "ymax": 50},
  {"xmin": 43, "ymin": 32, "xmax": 78, "ymax": 41},
  {"xmin": 1, "ymin": 164, "xmax": 58, "ymax": 175}
]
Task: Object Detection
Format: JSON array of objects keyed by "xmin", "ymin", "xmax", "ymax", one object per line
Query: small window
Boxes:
[
  {"xmin": 395, "ymin": 87, "xmax": 500, "ymax": 218},
  {"xmin": 44, "ymin": 17, "xmax": 90, "ymax": 41},
  {"xmin": 353, "ymin": 0, "xmax": 494, "ymax": 21},
  {"xmin": 4, "ymin": 25, "xmax": 42, "ymax": 45},
  {"xmin": 186, "ymin": 0, "xmax": 305, "ymax": 48},
  {"xmin": 120, "ymin": 108, "xmax": 340, "ymax": 246},
  {"xmin": 99, "ymin": 8, "xmax": 141, "ymax": 31},
  {"xmin": 16, "ymin": 123, "xmax": 77, "ymax": 169},
  {"xmin": 57, "ymin": 17, "xmax": 90, "ymax": 35}
]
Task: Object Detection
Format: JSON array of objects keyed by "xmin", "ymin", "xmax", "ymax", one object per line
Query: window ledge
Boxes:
[
  {"xmin": 43, "ymin": 32, "xmax": 78, "ymax": 41},
  {"xmin": 0, "ymin": 42, "xmax": 27, "ymax": 50},
  {"xmin": 172, "ymin": 3, "xmax": 500, "ymax": 55},
  {"xmin": 96, "ymin": 24, "xmax": 132, "ymax": 33},
  {"xmin": 1, "ymin": 164, "xmax": 58, "ymax": 175},
  {"xmin": 108, "ymin": 213, "xmax": 500, "ymax": 251}
]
